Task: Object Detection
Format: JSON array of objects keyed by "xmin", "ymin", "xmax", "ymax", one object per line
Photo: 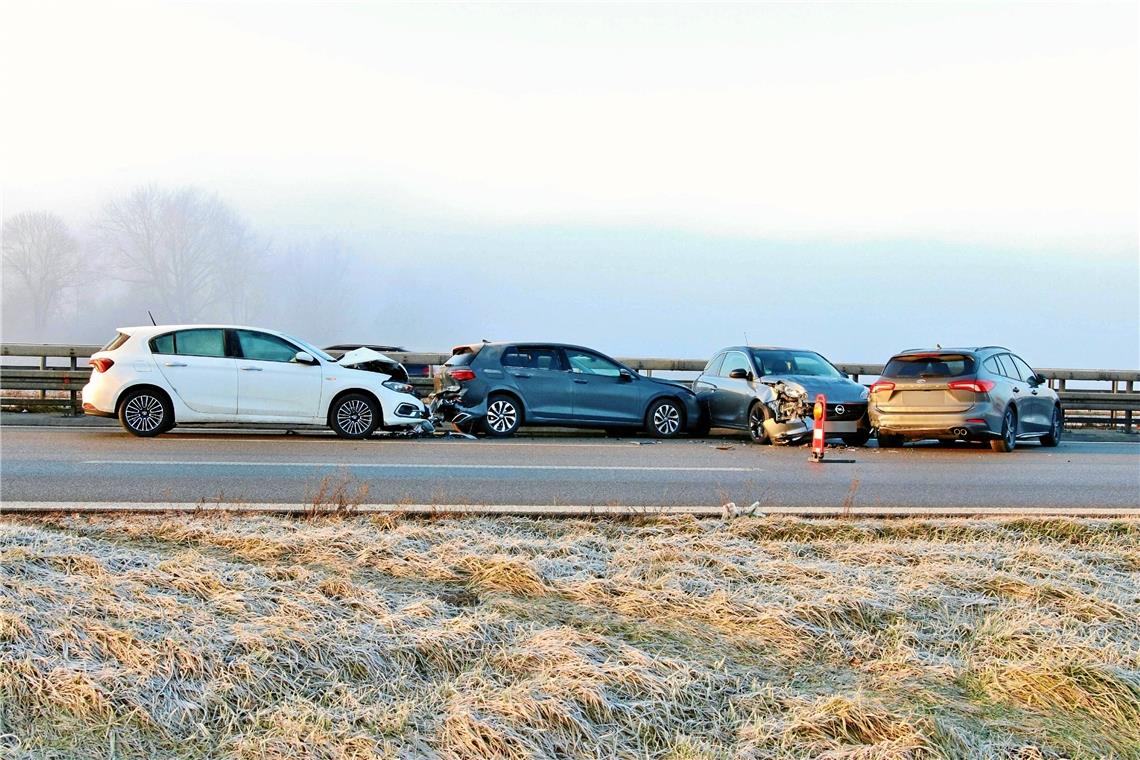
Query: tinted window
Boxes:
[
  {"xmin": 703, "ymin": 353, "xmax": 725, "ymax": 377},
  {"xmin": 983, "ymin": 357, "xmax": 1001, "ymax": 375},
  {"xmin": 993, "ymin": 354, "xmax": 1015, "ymax": 378},
  {"xmin": 565, "ymin": 349, "xmax": 622, "ymax": 377},
  {"xmin": 151, "ymin": 333, "xmax": 175, "ymax": 355},
  {"xmin": 446, "ymin": 348, "xmax": 480, "ymax": 367},
  {"xmin": 1008, "ymin": 355, "xmax": 1037, "ymax": 382},
  {"xmin": 173, "ymin": 329, "xmax": 227, "ymax": 357},
  {"xmin": 235, "ymin": 330, "xmax": 300, "ymax": 362},
  {"xmin": 501, "ymin": 346, "xmax": 566, "ymax": 371},
  {"xmin": 720, "ymin": 352, "xmax": 753, "ymax": 377},
  {"xmin": 883, "ymin": 354, "xmax": 976, "ymax": 378},
  {"xmin": 752, "ymin": 350, "xmax": 843, "ymax": 378}
]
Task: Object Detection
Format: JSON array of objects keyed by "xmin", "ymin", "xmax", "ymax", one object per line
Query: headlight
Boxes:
[{"xmin": 383, "ymin": 380, "xmax": 414, "ymax": 394}]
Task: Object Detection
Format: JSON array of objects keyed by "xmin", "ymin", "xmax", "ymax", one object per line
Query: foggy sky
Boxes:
[{"xmin": 2, "ymin": 1, "xmax": 1137, "ymax": 368}]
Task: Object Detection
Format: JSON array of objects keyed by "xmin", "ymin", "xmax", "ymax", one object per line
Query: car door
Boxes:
[
  {"xmin": 1008, "ymin": 353, "xmax": 1050, "ymax": 432},
  {"xmin": 500, "ymin": 346, "xmax": 575, "ymax": 420},
  {"xmin": 564, "ymin": 348, "xmax": 643, "ymax": 423},
  {"xmin": 233, "ymin": 329, "xmax": 323, "ymax": 418},
  {"xmin": 710, "ymin": 351, "xmax": 755, "ymax": 428},
  {"xmin": 151, "ymin": 328, "xmax": 237, "ymax": 415},
  {"xmin": 693, "ymin": 353, "xmax": 725, "ymax": 422}
]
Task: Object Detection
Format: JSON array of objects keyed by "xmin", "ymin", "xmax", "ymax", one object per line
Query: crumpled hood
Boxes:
[
  {"xmin": 337, "ymin": 347, "xmax": 409, "ymax": 383},
  {"xmin": 762, "ymin": 375, "xmax": 867, "ymax": 403}
]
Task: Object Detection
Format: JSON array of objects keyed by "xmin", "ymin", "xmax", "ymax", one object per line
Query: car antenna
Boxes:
[
  {"xmin": 147, "ymin": 310, "xmax": 157, "ymax": 326},
  {"xmin": 744, "ymin": 331, "xmax": 749, "ymax": 345}
]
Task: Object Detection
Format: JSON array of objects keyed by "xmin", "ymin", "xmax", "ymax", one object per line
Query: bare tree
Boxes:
[
  {"xmin": 2, "ymin": 211, "xmax": 84, "ymax": 337},
  {"xmin": 97, "ymin": 186, "xmax": 262, "ymax": 322}
]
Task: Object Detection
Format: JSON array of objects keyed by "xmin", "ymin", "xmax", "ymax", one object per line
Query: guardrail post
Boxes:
[
  {"xmin": 69, "ymin": 355, "xmax": 78, "ymax": 416},
  {"xmin": 1126, "ymin": 380, "xmax": 1134, "ymax": 434},
  {"xmin": 1111, "ymin": 380, "xmax": 1118, "ymax": 429},
  {"xmin": 38, "ymin": 355, "xmax": 47, "ymax": 402}
]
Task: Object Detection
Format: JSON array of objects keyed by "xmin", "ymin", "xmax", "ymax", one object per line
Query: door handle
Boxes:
[
  {"xmin": 164, "ymin": 362, "xmax": 187, "ymax": 367},
  {"xmin": 573, "ymin": 379, "xmax": 588, "ymax": 384},
  {"xmin": 240, "ymin": 367, "xmax": 263, "ymax": 372},
  {"xmin": 510, "ymin": 372, "xmax": 533, "ymax": 378}
]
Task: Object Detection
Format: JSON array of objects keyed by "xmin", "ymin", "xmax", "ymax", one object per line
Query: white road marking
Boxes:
[{"xmin": 82, "ymin": 460, "xmax": 763, "ymax": 472}]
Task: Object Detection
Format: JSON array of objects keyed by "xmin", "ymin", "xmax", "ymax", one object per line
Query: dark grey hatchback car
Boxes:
[{"xmin": 432, "ymin": 342, "xmax": 702, "ymax": 437}]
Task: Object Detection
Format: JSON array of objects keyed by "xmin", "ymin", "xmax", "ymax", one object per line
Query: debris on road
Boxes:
[{"xmin": 722, "ymin": 500, "xmax": 764, "ymax": 520}]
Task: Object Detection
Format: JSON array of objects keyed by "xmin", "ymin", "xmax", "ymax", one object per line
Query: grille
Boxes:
[{"xmin": 826, "ymin": 402, "xmax": 866, "ymax": 421}]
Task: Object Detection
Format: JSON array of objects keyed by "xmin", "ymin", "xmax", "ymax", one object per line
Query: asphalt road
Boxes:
[{"xmin": 1, "ymin": 426, "xmax": 1137, "ymax": 514}]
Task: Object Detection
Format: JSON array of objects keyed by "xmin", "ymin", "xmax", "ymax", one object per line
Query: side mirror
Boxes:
[
  {"xmin": 295, "ymin": 351, "xmax": 317, "ymax": 365},
  {"xmin": 728, "ymin": 368, "xmax": 753, "ymax": 380},
  {"xmin": 1035, "ymin": 373, "xmax": 1048, "ymax": 386},
  {"xmin": 618, "ymin": 369, "xmax": 635, "ymax": 383}
]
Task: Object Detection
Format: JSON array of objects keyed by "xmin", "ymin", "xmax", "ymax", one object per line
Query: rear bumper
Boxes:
[{"xmin": 871, "ymin": 408, "xmax": 1000, "ymax": 440}]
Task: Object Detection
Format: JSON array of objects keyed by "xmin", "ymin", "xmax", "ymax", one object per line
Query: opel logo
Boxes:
[{"xmin": 834, "ymin": 404, "xmax": 845, "ymax": 416}]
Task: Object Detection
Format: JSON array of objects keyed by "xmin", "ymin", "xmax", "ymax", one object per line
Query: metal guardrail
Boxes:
[{"xmin": 3, "ymin": 343, "xmax": 1137, "ymax": 431}]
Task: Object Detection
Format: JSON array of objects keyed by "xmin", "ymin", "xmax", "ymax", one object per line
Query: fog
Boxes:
[{"xmin": 2, "ymin": 2, "xmax": 1137, "ymax": 368}]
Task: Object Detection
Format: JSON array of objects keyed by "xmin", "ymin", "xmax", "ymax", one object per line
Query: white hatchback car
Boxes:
[{"xmin": 82, "ymin": 325, "xmax": 428, "ymax": 438}]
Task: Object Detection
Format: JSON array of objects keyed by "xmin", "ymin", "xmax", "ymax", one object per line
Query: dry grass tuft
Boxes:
[{"xmin": 1, "ymin": 513, "xmax": 1137, "ymax": 759}]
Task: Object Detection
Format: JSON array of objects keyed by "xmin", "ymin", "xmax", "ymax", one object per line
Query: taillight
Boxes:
[
  {"xmin": 869, "ymin": 380, "xmax": 895, "ymax": 394},
  {"xmin": 89, "ymin": 358, "xmax": 114, "ymax": 373},
  {"xmin": 449, "ymin": 368, "xmax": 476, "ymax": 382},
  {"xmin": 948, "ymin": 379, "xmax": 995, "ymax": 394}
]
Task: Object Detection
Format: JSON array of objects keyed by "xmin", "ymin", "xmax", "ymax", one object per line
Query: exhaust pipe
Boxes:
[{"xmin": 952, "ymin": 427, "xmax": 969, "ymax": 438}]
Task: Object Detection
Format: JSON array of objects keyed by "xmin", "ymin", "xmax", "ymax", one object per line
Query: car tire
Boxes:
[
  {"xmin": 647, "ymin": 398, "xmax": 684, "ymax": 438},
  {"xmin": 329, "ymin": 393, "xmax": 380, "ymax": 439},
  {"xmin": 1040, "ymin": 406, "xmax": 1063, "ymax": 447},
  {"xmin": 990, "ymin": 406, "xmax": 1017, "ymax": 453},
  {"xmin": 118, "ymin": 387, "xmax": 173, "ymax": 437},
  {"xmin": 482, "ymin": 394, "xmax": 522, "ymax": 437},
  {"xmin": 877, "ymin": 432, "xmax": 904, "ymax": 448},
  {"xmin": 841, "ymin": 431, "xmax": 871, "ymax": 447},
  {"xmin": 747, "ymin": 402, "xmax": 771, "ymax": 444}
]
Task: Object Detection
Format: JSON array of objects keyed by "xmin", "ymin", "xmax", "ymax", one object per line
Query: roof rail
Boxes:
[{"xmin": 972, "ymin": 345, "xmax": 1011, "ymax": 352}]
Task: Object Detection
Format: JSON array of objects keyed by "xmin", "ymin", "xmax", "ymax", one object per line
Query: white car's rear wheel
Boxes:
[
  {"xmin": 118, "ymin": 388, "xmax": 173, "ymax": 437},
  {"xmin": 330, "ymin": 393, "xmax": 380, "ymax": 439}
]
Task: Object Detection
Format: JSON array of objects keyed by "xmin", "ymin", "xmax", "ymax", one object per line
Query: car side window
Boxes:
[
  {"xmin": 993, "ymin": 354, "xmax": 1015, "ymax": 379},
  {"xmin": 565, "ymin": 349, "xmax": 622, "ymax": 377},
  {"xmin": 1009, "ymin": 355, "xmax": 1037, "ymax": 383},
  {"xmin": 983, "ymin": 357, "xmax": 1000, "ymax": 375},
  {"xmin": 235, "ymin": 330, "xmax": 301, "ymax": 363},
  {"xmin": 502, "ymin": 346, "xmax": 566, "ymax": 371},
  {"xmin": 703, "ymin": 353, "xmax": 725, "ymax": 377},
  {"xmin": 151, "ymin": 333, "xmax": 175, "ymax": 355},
  {"xmin": 719, "ymin": 352, "xmax": 752, "ymax": 378},
  {"xmin": 170, "ymin": 329, "xmax": 227, "ymax": 358}
]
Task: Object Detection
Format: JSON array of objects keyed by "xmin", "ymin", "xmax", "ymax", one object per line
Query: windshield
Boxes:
[
  {"xmin": 751, "ymin": 350, "xmax": 844, "ymax": 378},
  {"xmin": 284, "ymin": 334, "xmax": 336, "ymax": 363}
]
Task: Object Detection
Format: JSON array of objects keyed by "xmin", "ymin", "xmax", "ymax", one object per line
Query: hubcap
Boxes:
[
  {"xmin": 487, "ymin": 400, "xmax": 518, "ymax": 432},
  {"xmin": 653, "ymin": 404, "xmax": 680, "ymax": 435},
  {"xmin": 124, "ymin": 394, "xmax": 164, "ymax": 432},
  {"xmin": 336, "ymin": 399, "xmax": 373, "ymax": 435}
]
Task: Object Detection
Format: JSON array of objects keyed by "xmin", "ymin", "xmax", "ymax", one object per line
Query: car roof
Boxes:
[
  {"xmin": 716, "ymin": 345, "xmax": 819, "ymax": 353},
  {"xmin": 453, "ymin": 341, "xmax": 618, "ymax": 354},
  {"xmin": 117, "ymin": 324, "xmax": 304, "ymax": 340}
]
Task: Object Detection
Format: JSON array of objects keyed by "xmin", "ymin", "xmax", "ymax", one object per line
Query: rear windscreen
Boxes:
[
  {"xmin": 445, "ymin": 349, "xmax": 479, "ymax": 367},
  {"xmin": 883, "ymin": 354, "xmax": 976, "ymax": 378},
  {"xmin": 101, "ymin": 332, "xmax": 130, "ymax": 351}
]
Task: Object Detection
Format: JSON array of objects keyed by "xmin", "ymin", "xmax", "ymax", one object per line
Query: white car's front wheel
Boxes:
[{"xmin": 329, "ymin": 393, "xmax": 380, "ymax": 439}]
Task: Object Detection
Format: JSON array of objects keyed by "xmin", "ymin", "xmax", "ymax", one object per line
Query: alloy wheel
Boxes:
[
  {"xmin": 748, "ymin": 405, "xmax": 767, "ymax": 442},
  {"xmin": 123, "ymin": 394, "xmax": 165, "ymax": 433},
  {"xmin": 1003, "ymin": 409, "xmax": 1016, "ymax": 448},
  {"xmin": 336, "ymin": 399, "xmax": 374, "ymax": 436},
  {"xmin": 487, "ymin": 399, "xmax": 518, "ymax": 433},
  {"xmin": 653, "ymin": 403, "xmax": 681, "ymax": 436}
]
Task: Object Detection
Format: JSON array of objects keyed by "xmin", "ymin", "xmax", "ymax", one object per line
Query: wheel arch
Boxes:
[
  {"xmin": 487, "ymin": 388, "xmax": 527, "ymax": 423},
  {"xmin": 328, "ymin": 387, "xmax": 385, "ymax": 425},
  {"xmin": 644, "ymin": 393, "xmax": 689, "ymax": 429},
  {"xmin": 115, "ymin": 383, "xmax": 175, "ymax": 416}
]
